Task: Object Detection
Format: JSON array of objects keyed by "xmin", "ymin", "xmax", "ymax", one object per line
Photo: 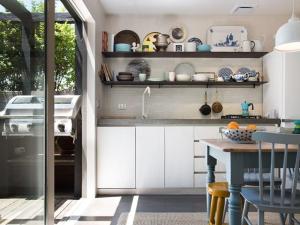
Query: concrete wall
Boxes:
[{"xmin": 100, "ymin": 15, "xmax": 288, "ymax": 119}]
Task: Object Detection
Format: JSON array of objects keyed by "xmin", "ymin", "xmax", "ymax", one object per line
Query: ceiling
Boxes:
[{"xmin": 99, "ymin": 0, "xmax": 300, "ymax": 16}]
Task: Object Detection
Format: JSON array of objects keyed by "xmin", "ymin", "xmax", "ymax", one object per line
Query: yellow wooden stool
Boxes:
[{"xmin": 208, "ymin": 182, "xmax": 230, "ymax": 225}]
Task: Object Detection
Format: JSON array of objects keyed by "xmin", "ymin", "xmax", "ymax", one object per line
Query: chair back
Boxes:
[{"xmin": 252, "ymin": 132, "xmax": 300, "ymax": 207}]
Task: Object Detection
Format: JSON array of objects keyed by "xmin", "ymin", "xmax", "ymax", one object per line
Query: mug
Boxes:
[
  {"xmin": 242, "ymin": 40, "xmax": 255, "ymax": 52},
  {"xmin": 139, "ymin": 73, "xmax": 146, "ymax": 81},
  {"xmin": 168, "ymin": 72, "xmax": 176, "ymax": 82},
  {"xmin": 185, "ymin": 42, "xmax": 196, "ymax": 52},
  {"xmin": 252, "ymin": 40, "xmax": 264, "ymax": 52}
]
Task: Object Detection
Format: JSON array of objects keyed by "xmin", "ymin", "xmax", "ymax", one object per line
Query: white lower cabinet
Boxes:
[
  {"xmin": 136, "ymin": 127, "xmax": 165, "ymax": 188},
  {"xmin": 194, "ymin": 173, "xmax": 226, "ymax": 188},
  {"xmin": 97, "ymin": 127, "xmax": 136, "ymax": 189},
  {"xmin": 165, "ymin": 126, "xmax": 194, "ymax": 188}
]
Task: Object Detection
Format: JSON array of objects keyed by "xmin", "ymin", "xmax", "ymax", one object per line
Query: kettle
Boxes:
[{"xmin": 241, "ymin": 101, "xmax": 254, "ymax": 116}]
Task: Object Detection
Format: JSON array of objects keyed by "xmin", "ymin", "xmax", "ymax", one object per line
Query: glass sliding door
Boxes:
[{"xmin": 0, "ymin": 0, "xmax": 54, "ymax": 224}]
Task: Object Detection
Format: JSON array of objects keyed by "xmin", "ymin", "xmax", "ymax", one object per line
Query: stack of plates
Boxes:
[{"xmin": 117, "ymin": 72, "xmax": 134, "ymax": 81}]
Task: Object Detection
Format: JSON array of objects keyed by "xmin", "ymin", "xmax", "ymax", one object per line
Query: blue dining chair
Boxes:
[{"xmin": 241, "ymin": 132, "xmax": 300, "ymax": 225}]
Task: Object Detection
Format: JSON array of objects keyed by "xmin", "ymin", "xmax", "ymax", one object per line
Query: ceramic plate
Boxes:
[
  {"xmin": 188, "ymin": 37, "xmax": 203, "ymax": 46},
  {"xmin": 207, "ymin": 26, "xmax": 247, "ymax": 52},
  {"xmin": 236, "ymin": 67, "xmax": 251, "ymax": 74},
  {"xmin": 114, "ymin": 30, "xmax": 140, "ymax": 45},
  {"xmin": 174, "ymin": 63, "xmax": 195, "ymax": 76},
  {"xmin": 170, "ymin": 26, "xmax": 187, "ymax": 43},
  {"xmin": 148, "ymin": 77, "xmax": 164, "ymax": 82},
  {"xmin": 127, "ymin": 59, "xmax": 151, "ymax": 81},
  {"xmin": 143, "ymin": 32, "xmax": 160, "ymax": 52},
  {"xmin": 218, "ymin": 67, "xmax": 233, "ymax": 81}
]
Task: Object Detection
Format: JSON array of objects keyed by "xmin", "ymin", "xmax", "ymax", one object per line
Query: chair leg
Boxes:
[
  {"xmin": 289, "ymin": 213, "xmax": 295, "ymax": 225},
  {"xmin": 258, "ymin": 210, "xmax": 264, "ymax": 225},
  {"xmin": 209, "ymin": 196, "xmax": 218, "ymax": 225},
  {"xmin": 241, "ymin": 200, "xmax": 250, "ymax": 225},
  {"xmin": 279, "ymin": 213, "xmax": 287, "ymax": 225},
  {"xmin": 222, "ymin": 198, "xmax": 228, "ymax": 224},
  {"xmin": 215, "ymin": 197, "xmax": 225, "ymax": 225}
]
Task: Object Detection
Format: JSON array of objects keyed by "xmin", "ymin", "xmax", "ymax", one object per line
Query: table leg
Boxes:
[
  {"xmin": 229, "ymin": 184, "xmax": 242, "ymax": 225},
  {"xmin": 207, "ymin": 148, "xmax": 217, "ymax": 218}
]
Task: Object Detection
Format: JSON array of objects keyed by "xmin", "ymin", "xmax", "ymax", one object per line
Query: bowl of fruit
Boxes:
[{"xmin": 221, "ymin": 121, "xmax": 258, "ymax": 144}]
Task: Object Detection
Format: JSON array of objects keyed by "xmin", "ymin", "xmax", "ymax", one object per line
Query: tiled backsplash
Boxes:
[{"xmin": 101, "ymin": 58, "xmax": 263, "ymax": 119}]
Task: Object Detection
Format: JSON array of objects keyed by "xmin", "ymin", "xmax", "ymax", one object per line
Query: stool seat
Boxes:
[{"xmin": 208, "ymin": 182, "xmax": 230, "ymax": 198}]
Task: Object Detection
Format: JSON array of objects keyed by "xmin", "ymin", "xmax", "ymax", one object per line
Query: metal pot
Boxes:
[
  {"xmin": 199, "ymin": 91, "xmax": 211, "ymax": 116},
  {"xmin": 153, "ymin": 34, "xmax": 170, "ymax": 52},
  {"xmin": 212, "ymin": 89, "xmax": 223, "ymax": 114}
]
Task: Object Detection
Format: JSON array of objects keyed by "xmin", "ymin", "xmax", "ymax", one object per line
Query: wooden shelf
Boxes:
[
  {"xmin": 102, "ymin": 80, "xmax": 267, "ymax": 88},
  {"xmin": 102, "ymin": 51, "xmax": 269, "ymax": 58}
]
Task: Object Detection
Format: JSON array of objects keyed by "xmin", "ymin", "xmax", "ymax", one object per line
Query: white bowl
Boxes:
[
  {"xmin": 176, "ymin": 74, "xmax": 191, "ymax": 81},
  {"xmin": 192, "ymin": 74, "xmax": 209, "ymax": 82}
]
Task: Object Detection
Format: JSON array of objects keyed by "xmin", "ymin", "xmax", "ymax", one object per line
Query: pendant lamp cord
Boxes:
[{"xmin": 289, "ymin": 0, "xmax": 299, "ymax": 21}]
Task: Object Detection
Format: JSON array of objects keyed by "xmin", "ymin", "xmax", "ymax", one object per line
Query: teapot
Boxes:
[
  {"xmin": 241, "ymin": 101, "xmax": 254, "ymax": 116},
  {"xmin": 232, "ymin": 73, "xmax": 249, "ymax": 82}
]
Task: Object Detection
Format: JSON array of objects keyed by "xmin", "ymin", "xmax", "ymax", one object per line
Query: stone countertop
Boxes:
[{"xmin": 97, "ymin": 118, "xmax": 281, "ymax": 127}]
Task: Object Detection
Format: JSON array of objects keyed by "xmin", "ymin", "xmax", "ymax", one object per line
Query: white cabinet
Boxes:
[
  {"xmin": 97, "ymin": 127, "xmax": 136, "ymax": 189},
  {"xmin": 165, "ymin": 126, "xmax": 194, "ymax": 188},
  {"xmin": 136, "ymin": 127, "xmax": 165, "ymax": 188}
]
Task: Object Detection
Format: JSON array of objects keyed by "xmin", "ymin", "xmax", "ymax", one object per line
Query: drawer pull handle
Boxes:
[{"xmin": 194, "ymin": 140, "xmax": 200, "ymax": 143}]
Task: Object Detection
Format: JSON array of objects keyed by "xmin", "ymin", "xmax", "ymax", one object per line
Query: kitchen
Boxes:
[{"xmin": 1, "ymin": 0, "xmax": 300, "ymax": 224}]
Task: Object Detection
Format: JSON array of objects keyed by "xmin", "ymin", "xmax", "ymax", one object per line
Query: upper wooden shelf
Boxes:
[{"xmin": 102, "ymin": 51, "xmax": 269, "ymax": 58}]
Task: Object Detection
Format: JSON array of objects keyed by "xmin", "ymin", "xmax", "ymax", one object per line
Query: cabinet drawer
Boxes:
[
  {"xmin": 194, "ymin": 157, "xmax": 226, "ymax": 172},
  {"xmin": 194, "ymin": 173, "xmax": 227, "ymax": 188}
]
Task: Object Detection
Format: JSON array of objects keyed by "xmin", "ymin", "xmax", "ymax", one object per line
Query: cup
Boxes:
[
  {"xmin": 168, "ymin": 72, "xmax": 176, "ymax": 82},
  {"xmin": 242, "ymin": 40, "xmax": 255, "ymax": 52},
  {"xmin": 185, "ymin": 42, "xmax": 196, "ymax": 52},
  {"xmin": 139, "ymin": 73, "xmax": 146, "ymax": 81},
  {"xmin": 253, "ymin": 40, "xmax": 264, "ymax": 52}
]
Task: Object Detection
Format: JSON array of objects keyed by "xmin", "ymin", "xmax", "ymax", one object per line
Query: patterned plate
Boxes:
[
  {"xmin": 237, "ymin": 67, "xmax": 251, "ymax": 75},
  {"xmin": 218, "ymin": 67, "xmax": 233, "ymax": 81}
]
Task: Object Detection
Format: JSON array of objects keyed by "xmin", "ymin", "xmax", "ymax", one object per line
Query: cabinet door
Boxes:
[
  {"xmin": 165, "ymin": 126, "xmax": 194, "ymax": 188},
  {"xmin": 97, "ymin": 127, "xmax": 135, "ymax": 189},
  {"xmin": 136, "ymin": 127, "xmax": 164, "ymax": 188}
]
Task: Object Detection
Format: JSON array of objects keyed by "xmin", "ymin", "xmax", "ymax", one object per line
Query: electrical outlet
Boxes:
[{"xmin": 118, "ymin": 103, "xmax": 127, "ymax": 110}]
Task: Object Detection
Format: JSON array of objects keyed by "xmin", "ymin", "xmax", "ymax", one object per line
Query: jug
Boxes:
[{"xmin": 241, "ymin": 101, "xmax": 254, "ymax": 116}]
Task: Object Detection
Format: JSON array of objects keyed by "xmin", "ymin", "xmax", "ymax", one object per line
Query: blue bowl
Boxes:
[
  {"xmin": 115, "ymin": 43, "xmax": 131, "ymax": 52},
  {"xmin": 197, "ymin": 44, "xmax": 211, "ymax": 52}
]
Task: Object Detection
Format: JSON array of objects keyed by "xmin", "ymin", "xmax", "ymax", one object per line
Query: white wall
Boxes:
[{"xmin": 100, "ymin": 15, "xmax": 288, "ymax": 119}]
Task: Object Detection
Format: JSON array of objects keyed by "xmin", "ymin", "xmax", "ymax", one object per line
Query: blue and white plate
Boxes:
[
  {"xmin": 218, "ymin": 67, "xmax": 233, "ymax": 81},
  {"xmin": 237, "ymin": 67, "xmax": 251, "ymax": 75}
]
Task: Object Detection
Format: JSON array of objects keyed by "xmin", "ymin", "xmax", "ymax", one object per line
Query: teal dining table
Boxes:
[{"xmin": 201, "ymin": 139, "xmax": 298, "ymax": 225}]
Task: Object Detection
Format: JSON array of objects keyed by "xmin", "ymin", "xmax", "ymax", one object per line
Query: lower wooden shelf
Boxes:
[{"xmin": 102, "ymin": 80, "xmax": 267, "ymax": 88}]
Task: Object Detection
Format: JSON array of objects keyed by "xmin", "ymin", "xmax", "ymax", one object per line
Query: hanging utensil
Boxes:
[
  {"xmin": 199, "ymin": 91, "xmax": 211, "ymax": 116},
  {"xmin": 212, "ymin": 89, "xmax": 223, "ymax": 114}
]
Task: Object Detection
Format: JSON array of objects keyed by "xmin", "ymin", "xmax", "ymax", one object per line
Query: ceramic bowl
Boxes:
[
  {"xmin": 197, "ymin": 44, "xmax": 211, "ymax": 52},
  {"xmin": 222, "ymin": 128, "xmax": 256, "ymax": 144},
  {"xmin": 176, "ymin": 74, "xmax": 191, "ymax": 81},
  {"xmin": 115, "ymin": 43, "xmax": 131, "ymax": 52},
  {"xmin": 192, "ymin": 74, "xmax": 209, "ymax": 82}
]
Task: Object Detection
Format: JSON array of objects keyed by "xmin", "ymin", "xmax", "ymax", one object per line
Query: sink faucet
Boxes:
[{"xmin": 142, "ymin": 86, "xmax": 151, "ymax": 119}]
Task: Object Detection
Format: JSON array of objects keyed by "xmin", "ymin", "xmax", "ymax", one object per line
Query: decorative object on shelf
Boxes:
[
  {"xmin": 197, "ymin": 44, "xmax": 211, "ymax": 52},
  {"xmin": 176, "ymin": 74, "xmax": 191, "ymax": 81},
  {"xmin": 236, "ymin": 67, "xmax": 251, "ymax": 75},
  {"xmin": 275, "ymin": 0, "xmax": 300, "ymax": 51},
  {"xmin": 222, "ymin": 127, "xmax": 256, "ymax": 144},
  {"xmin": 241, "ymin": 101, "xmax": 254, "ymax": 116},
  {"xmin": 127, "ymin": 59, "xmax": 151, "ymax": 80},
  {"xmin": 175, "ymin": 63, "xmax": 195, "ymax": 76},
  {"xmin": 108, "ymin": 33, "xmax": 115, "ymax": 52},
  {"xmin": 131, "ymin": 42, "xmax": 140, "ymax": 52},
  {"xmin": 102, "ymin": 31, "xmax": 108, "ymax": 52},
  {"xmin": 248, "ymin": 71, "xmax": 259, "ymax": 81},
  {"xmin": 185, "ymin": 42, "xmax": 196, "ymax": 52},
  {"xmin": 207, "ymin": 26, "xmax": 248, "ymax": 52},
  {"xmin": 218, "ymin": 67, "xmax": 233, "ymax": 81},
  {"xmin": 114, "ymin": 43, "xmax": 131, "ymax": 52},
  {"xmin": 114, "ymin": 30, "xmax": 140, "ymax": 47},
  {"xmin": 153, "ymin": 34, "xmax": 170, "ymax": 51},
  {"xmin": 212, "ymin": 89, "xmax": 223, "ymax": 114},
  {"xmin": 170, "ymin": 25, "xmax": 187, "ymax": 43},
  {"xmin": 199, "ymin": 91, "xmax": 211, "ymax": 116},
  {"xmin": 232, "ymin": 73, "xmax": 249, "ymax": 82},
  {"xmin": 100, "ymin": 64, "xmax": 113, "ymax": 81},
  {"xmin": 139, "ymin": 73, "xmax": 147, "ymax": 81},
  {"xmin": 241, "ymin": 40, "xmax": 255, "ymax": 52},
  {"xmin": 252, "ymin": 39, "xmax": 264, "ymax": 52},
  {"xmin": 147, "ymin": 77, "xmax": 165, "ymax": 82},
  {"xmin": 168, "ymin": 72, "xmax": 176, "ymax": 82},
  {"xmin": 192, "ymin": 73, "xmax": 210, "ymax": 82},
  {"xmin": 188, "ymin": 37, "xmax": 203, "ymax": 47},
  {"xmin": 173, "ymin": 43, "xmax": 185, "ymax": 52},
  {"xmin": 143, "ymin": 32, "xmax": 160, "ymax": 52},
  {"xmin": 117, "ymin": 72, "xmax": 134, "ymax": 81},
  {"xmin": 293, "ymin": 120, "xmax": 300, "ymax": 134}
]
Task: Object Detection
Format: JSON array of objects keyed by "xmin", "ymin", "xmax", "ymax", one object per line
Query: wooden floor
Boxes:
[{"xmin": 0, "ymin": 195, "xmax": 299, "ymax": 225}]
